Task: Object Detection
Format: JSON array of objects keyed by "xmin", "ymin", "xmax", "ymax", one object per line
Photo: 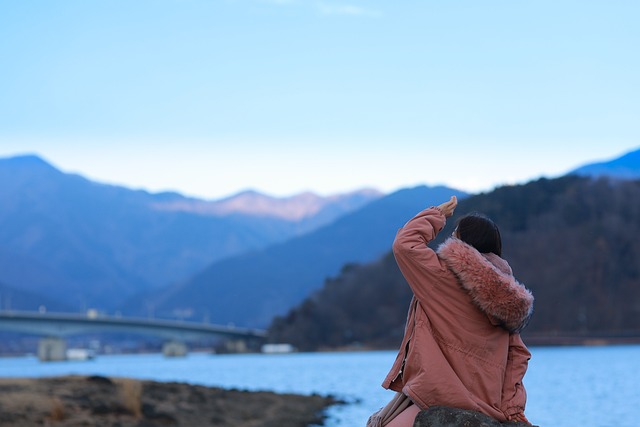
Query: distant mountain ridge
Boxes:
[
  {"xmin": 154, "ymin": 189, "xmax": 383, "ymax": 221},
  {"xmin": 0, "ymin": 154, "xmax": 381, "ymax": 311},
  {"xmin": 570, "ymin": 147, "xmax": 640, "ymax": 179}
]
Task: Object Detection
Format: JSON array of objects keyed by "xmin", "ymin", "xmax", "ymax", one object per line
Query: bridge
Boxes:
[{"xmin": 0, "ymin": 310, "xmax": 267, "ymax": 361}]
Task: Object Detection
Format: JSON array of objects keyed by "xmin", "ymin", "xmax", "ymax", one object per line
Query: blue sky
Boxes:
[{"xmin": 1, "ymin": 0, "xmax": 638, "ymax": 199}]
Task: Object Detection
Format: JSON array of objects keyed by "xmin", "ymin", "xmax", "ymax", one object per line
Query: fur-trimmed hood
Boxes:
[{"xmin": 437, "ymin": 237, "xmax": 534, "ymax": 333}]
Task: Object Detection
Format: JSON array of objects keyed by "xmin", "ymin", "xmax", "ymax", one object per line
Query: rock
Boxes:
[{"xmin": 414, "ymin": 406, "xmax": 537, "ymax": 427}]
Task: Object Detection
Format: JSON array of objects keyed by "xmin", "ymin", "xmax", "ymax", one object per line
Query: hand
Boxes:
[
  {"xmin": 507, "ymin": 412, "xmax": 530, "ymax": 424},
  {"xmin": 437, "ymin": 196, "xmax": 457, "ymax": 218}
]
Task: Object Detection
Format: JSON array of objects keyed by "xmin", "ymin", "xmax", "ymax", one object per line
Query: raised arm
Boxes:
[{"xmin": 391, "ymin": 197, "xmax": 457, "ymax": 301}]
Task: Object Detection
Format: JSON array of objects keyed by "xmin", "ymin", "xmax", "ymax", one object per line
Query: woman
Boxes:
[{"xmin": 368, "ymin": 196, "xmax": 534, "ymax": 426}]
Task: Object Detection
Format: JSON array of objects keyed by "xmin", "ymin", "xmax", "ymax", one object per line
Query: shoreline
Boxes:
[
  {"xmin": 520, "ymin": 335, "xmax": 640, "ymax": 347},
  {"xmin": 0, "ymin": 375, "xmax": 340, "ymax": 427},
  {"xmin": 314, "ymin": 336, "xmax": 640, "ymax": 353}
]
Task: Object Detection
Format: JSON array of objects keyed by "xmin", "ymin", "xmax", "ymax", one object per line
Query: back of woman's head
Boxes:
[{"xmin": 455, "ymin": 213, "xmax": 502, "ymax": 257}]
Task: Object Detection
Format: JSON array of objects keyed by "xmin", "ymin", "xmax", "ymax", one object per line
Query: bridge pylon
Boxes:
[
  {"xmin": 162, "ymin": 340, "xmax": 188, "ymax": 357},
  {"xmin": 37, "ymin": 336, "xmax": 67, "ymax": 361}
]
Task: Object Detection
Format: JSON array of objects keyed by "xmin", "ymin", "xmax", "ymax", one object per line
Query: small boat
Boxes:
[{"xmin": 65, "ymin": 348, "xmax": 96, "ymax": 361}]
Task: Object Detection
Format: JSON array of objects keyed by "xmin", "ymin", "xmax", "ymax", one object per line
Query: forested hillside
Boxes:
[{"xmin": 268, "ymin": 176, "xmax": 640, "ymax": 350}]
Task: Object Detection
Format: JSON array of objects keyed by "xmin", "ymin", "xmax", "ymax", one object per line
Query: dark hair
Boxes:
[{"xmin": 456, "ymin": 213, "xmax": 502, "ymax": 256}]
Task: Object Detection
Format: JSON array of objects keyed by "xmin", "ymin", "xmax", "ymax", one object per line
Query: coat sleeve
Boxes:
[
  {"xmin": 500, "ymin": 333, "xmax": 531, "ymax": 417},
  {"xmin": 392, "ymin": 207, "xmax": 447, "ymax": 303}
]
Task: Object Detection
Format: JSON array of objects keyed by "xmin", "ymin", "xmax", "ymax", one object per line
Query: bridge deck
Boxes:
[{"xmin": 0, "ymin": 310, "xmax": 266, "ymax": 341}]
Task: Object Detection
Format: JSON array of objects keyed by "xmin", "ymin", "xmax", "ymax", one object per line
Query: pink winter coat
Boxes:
[{"xmin": 382, "ymin": 207, "xmax": 534, "ymax": 422}]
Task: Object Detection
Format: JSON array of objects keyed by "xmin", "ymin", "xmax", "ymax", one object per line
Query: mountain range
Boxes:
[
  {"xmin": 0, "ymin": 154, "xmax": 380, "ymax": 310},
  {"xmin": 0, "ymin": 146, "xmax": 638, "ymax": 333}
]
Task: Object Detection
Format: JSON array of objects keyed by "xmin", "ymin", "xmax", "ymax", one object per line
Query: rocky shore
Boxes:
[{"xmin": 0, "ymin": 375, "xmax": 339, "ymax": 427}]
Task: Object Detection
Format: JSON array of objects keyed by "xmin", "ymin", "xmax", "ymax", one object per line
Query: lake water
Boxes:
[{"xmin": 1, "ymin": 345, "xmax": 639, "ymax": 427}]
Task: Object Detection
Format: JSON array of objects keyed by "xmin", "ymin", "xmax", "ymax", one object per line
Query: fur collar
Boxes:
[{"xmin": 437, "ymin": 238, "xmax": 534, "ymax": 333}]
